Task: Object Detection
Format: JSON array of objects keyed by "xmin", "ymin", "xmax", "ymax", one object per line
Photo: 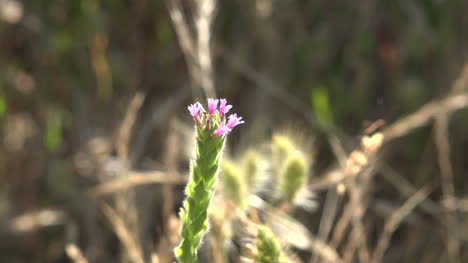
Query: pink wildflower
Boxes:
[{"xmin": 188, "ymin": 99, "xmax": 244, "ymax": 136}]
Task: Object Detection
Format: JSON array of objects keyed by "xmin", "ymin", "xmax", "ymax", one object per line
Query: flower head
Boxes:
[
  {"xmin": 188, "ymin": 98, "xmax": 244, "ymax": 137},
  {"xmin": 227, "ymin": 113, "xmax": 244, "ymax": 129},
  {"xmin": 219, "ymin": 98, "xmax": 232, "ymax": 115},
  {"xmin": 213, "ymin": 121, "xmax": 231, "ymax": 136},
  {"xmin": 207, "ymin": 98, "xmax": 219, "ymax": 114},
  {"xmin": 187, "ymin": 102, "xmax": 205, "ymax": 120}
]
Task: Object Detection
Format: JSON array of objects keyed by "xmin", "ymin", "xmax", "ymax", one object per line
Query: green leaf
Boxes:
[
  {"xmin": 311, "ymin": 85, "xmax": 334, "ymax": 127},
  {"xmin": 53, "ymin": 31, "xmax": 73, "ymax": 53},
  {"xmin": 45, "ymin": 112, "xmax": 62, "ymax": 152},
  {"xmin": 0, "ymin": 95, "xmax": 7, "ymax": 119}
]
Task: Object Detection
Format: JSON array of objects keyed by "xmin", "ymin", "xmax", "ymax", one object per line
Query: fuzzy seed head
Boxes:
[
  {"xmin": 279, "ymin": 151, "xmax": 308, "ymax": 203},
  {"xmin": 221, "ymin": 161, "xmax": 247, "ymax": 208},
  {"xmin": 272, "ymin": 134, "xmax": 295, "ymax": 162},
  {"xmin": 243, "ymin": 150, "xmax": 261, "ymax": 189},
  {"xmin": 255, "ymin": 225, "xmax": 288, "ymax": 263}
]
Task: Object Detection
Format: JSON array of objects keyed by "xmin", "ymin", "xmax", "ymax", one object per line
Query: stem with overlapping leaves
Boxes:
[{"xmin": 175, "ymin": 98, "xmax": 244, "ymax": 263}]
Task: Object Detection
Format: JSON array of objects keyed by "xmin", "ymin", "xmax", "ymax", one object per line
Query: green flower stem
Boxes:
[{"xmin": 175, "ymin": 127, "xmax": 226, "ymax": 263}]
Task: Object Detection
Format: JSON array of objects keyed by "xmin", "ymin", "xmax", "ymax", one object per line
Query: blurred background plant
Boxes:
[{"xmin": 1, "ymin": 0, "xmax": 468, "ymax": 262}]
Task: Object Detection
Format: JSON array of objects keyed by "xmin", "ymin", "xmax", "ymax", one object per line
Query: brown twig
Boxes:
[
  {"xmin": 342, "ymin": 226, "xmax": 364, "ymax": 263},
  {"xmin": 65, "ymin": 222, "xmax": 89, "ymax": 263},
  {"xmin": 115, "ymin": 92, "xmax": 145, "ymax": 161},
  {"xmin": 309, "ymin": 136, "xmax": 347, "ymax": 263},
  {"xmin": 379, "ymin": 163, "xmax": 443, "ymax": 218},
  {"xmin": 451, "ymin": 59, "xmax": 468, "ymax": 93},
  {"xmin": 195, "ymin": 0, "xmax": 217, "ymax": 98},
  {"xmin": 101, "ymin": 204, "xmax": 144, "ymax": 263},
  {"xmin": 381, "ymin": 94, "xmax": 468, "ymax": 142},
  {"xmin": 310, "ymin": 188, "xmax": 341, "ymax": 263},
  {"xmin": 156, "ymin": 120, "xmax": 181, "ymax": 263},
  {"xmin": 9, "ymin": 209, "xmax": 66, "ymax": 233},
  {"xmin": 371, "ymin": 186, "xmax": 431, "ymax": 263},
  {"xmin": 344, "ymin": 178, "xmax": 371, "ymax": 263},
  {"xmin": 65, "ymin": 244, "xmax": 89, "ymax": 263},
  {"xmin": 110, "ymin": 91, "xmax": 146, "ymax": 262},
  {"xmin": 88, "ymin": 171, "xmax": 187, "ymax": 197},
  {"xmin": 90, "ymin": 32, "xmax": 112, "ymax": 100},
  {"xmin": 329, "ymin": 201, "xmax": 353, "ymax": 250},
  {"xmin": 443, "ymin": 198, "xmax": 468, "ymax": 212},
  {"xmin": 434, "ymin": 115, "xmax": 461, "ymax": 263},
  {"xmin": 326, "ymin": 133, "xmax": 379, "ymax": 263},
  {"xmin": 165, "ymin": 0, "xmax": 216, "ymax": 98}
]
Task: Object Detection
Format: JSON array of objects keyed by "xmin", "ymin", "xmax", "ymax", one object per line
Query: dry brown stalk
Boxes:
[
  {"xmin": 65, "ymin": 222, "xmax": 88, "ymax": 263},
  {"xmin": 326, "ymin": 132, "xmax": 379, "ymax": 263},
  {"xmin": 451, "ymin": 59, "xmax": 468, "ymax": 93},
  {"xmin": 165, "ymin": 0, "xmax": 216, "ymax": 98},
  {"xmin": 115, "ymin": 92, "xmax": 145, "ymax": 161},
  {"xmin": 195, "ymin": 0, "xmax": 216, "ymax": 98},
  {"xmin": 108, "ymin": 90, "xmax": 146, "ymax": 263},
  {"xmin": 88, "ymin": 171, "xmax": 187, "ymax": 196},
  {"xmin": 101, "ymin": 204, "xmax": 144, "ymax": 263},
  {"xmin": 310, "ymin": 188, "xmax": 341, "ymax": 263},
  {"xmin": 165, "ymin": 0, "xmax": 200, "ymax": 97},
  {"xmin": 371, "ymin": 186, "xmax": 431, "ymax": 263},
  {"xmin": 381, "ymin": 93, "xmax": 468, "ymax": 142},
  {"xmin": 166, "ymin": 0, "xmax": 196, "ymax": 59},
  {"xmin": 90, "ymin": 32, "xmax": 112, "ymax": 99},
  {"xmin": 342, "ymin": 226, "xmax": 364, "ymax": 263},
  {"xmin": 434, "ymin": 115, "xmax": 461, "ymax": 263},
  {"xmin": 157, "ymin": 121, "xmax": 181, "ymax": 263},
  {"xmin": 329, "ymin": 201, "xmax": 353, "ymax": 250},
  {"xmin": 344, "ymin": 178, "xmax": 371, "ymax": 263},
  {"xmin": 65, "ymin": 244, "xmax": 88, "ymax": 263},
  {"xmin": 10, "ymin": 209, "xmax": 66, "ymax": 233},
  {"xmin": 443, "ymin": 198, "xmax": 468, "ymax": 211},
  {"xmin": 151, "ymin": 253, "xmax": 160, "ymax": 263},
  {"xmin": 379, "ymin": 163, "xmax": 443, "ymax": 217}
]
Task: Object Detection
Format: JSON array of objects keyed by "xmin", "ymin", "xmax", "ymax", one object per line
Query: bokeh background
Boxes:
[{"xmin": 1, "ymin": 0, "xmax": 468, "ymax": 262}]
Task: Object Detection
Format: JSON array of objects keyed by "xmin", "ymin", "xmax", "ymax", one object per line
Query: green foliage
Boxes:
[
  {"xmin": 175, "ymin": 126, "xmax": 226, "ymax": 263},
  {"xmin": 310, "ymin": 85, "xmax": 333, "ymax": 128},
  {"xmin": 53, "ymin": 31, "xmax": 73, "ymax": 53},
  {"xmin": 279, "ymin": 151, "xmax": 308, "ymax": 204},
  {"xmin": 0, "ymin": 95, "xmax": 6, "ymax": 119},
  {"xmin": 45, "ymin": 111, "xmax": 63, "ymax": 152},
  {"xmin": 221, "ymin": 160, "xmax": 247, "ymax": 208},
  {"xmin": 255, "ymin": 225, "xmax": 288, "ymax": 263}
]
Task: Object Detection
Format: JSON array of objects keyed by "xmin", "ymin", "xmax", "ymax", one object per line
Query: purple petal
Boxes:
[
  {"xmin": 219, "ymin": 98, "xmax": 232, "ymax": 115},
  {"xmin": 187, "ymin": 104, "xmax": 198, "ymax": 118},
  {"xmin": 187, "ymin": 102, "xmax": 205, "ymax": 119},
  {"xmin": 213, "ymin": 121, "xmax": 231, "ymax": 136},
  {"xmin": 207, "ymin": 98, "xmax": 219, "ymax": 114},
  {"xmin": 227, "ymin": 113, "xmax": 245, "ymax": 129}
]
